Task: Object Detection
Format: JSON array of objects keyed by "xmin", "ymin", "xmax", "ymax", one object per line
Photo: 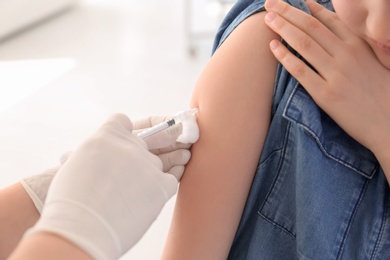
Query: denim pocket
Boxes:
[
  {"xmin": 257, "ymin": 85, "xmax": 379, "ymax": 257},
  {"xmin": 283, "ymin": 85, "xmax": 378, "ymax": 179}
]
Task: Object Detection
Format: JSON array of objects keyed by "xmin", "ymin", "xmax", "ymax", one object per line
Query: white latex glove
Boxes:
[
  {"xmin": 26, "ymin": 114, "xmax": 182, "ymax": 260},
  {"xmin": 133, "ymin": 115, "xmax": 192, "ymax": 149},
  {"xmin": 133, "ymin": 115, "xmax": 198, "ymax": 180},
  {"xmin": 19, "ymin": 115, "xmax": 194, "ymax": 214},
  {"xmin": 19, "ymin": 152, "xmax": 72, "ymax": 214}
]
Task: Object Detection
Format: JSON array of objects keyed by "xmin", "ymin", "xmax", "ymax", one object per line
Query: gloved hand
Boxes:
[
  {"xmin": 133, "ymin": 115, "xmax": 198, "ymax": 180},
  {"xmin": 26, "ymin": 114, "xmax": 184, "ymax": 260},
  {"xmin": 20, "ymin": 115, "xmax": 194, "ymax": 214}
]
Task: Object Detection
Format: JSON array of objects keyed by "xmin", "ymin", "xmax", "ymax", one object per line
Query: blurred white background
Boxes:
[{"xmin": 0, "ymin": 0, "xmax": 233, "ymax": 258}]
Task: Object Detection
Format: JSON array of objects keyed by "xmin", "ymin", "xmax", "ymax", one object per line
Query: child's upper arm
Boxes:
[{"xmin": 162, "ymin": 11, "xmax": 279, "ymax": 259}]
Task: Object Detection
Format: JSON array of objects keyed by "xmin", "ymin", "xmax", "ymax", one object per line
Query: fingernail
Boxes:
[
  {"xmin": 265, "ymin": 12, "xmax": 277, "ymax": 23},
  {"xmin": 270, "ymin": 40, "xmax": 280, "ymax": 51},
  {"xmin": 265, "ymin": 0, "xmax": 277, "ymax": 8}
]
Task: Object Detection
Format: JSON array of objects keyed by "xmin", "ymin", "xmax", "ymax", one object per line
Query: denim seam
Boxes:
[
  {"xmin": 336, "ymin": 180, "xmax": 370, "ymax": 259},
  {"xmin": 301, "ymin": 120, "xmax": 377, "ymax": 178},
  {"xmin": 369, "ymin": 191, "xmax": 388, "ymax": 260},
  {"xmin": 259, "ymin": 147, "xmax": 283, "ymax": 165},
  {"xmin": 258, "ymin": 211, "xmax": 296, "ymax": 238},
  {"xmin": 283, "ymin": 86, "xmax": 377, "ymax": 179},
  {"xmin": 257, "ymin": 121, "xmax": 296, "ymax": 238}
]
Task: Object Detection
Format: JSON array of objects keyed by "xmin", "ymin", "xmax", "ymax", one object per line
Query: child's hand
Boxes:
[{"xmin": 264, "ymin": 0, "xmax": 390, "ymax": 165}]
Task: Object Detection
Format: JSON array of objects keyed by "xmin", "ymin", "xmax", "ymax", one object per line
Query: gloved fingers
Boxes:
[
  {"xmin": 132, "ymin": 114, "xmax": 200, "ymax": 152},
  {"xmin": 132, "ymin": 116, "xmax": 168, "ymax": 130},
  {"xmin": 60, "ymin": 151, "xmax": 73, "ymax": 165},
  {"xmin": 157, "ymin": 149, "xmax": 191, "ymax": 172},
  {"xmin": 154, "ymin": 170, "xmax": 180, "ymax": 200},
  {"xmin": 146, "ymin": 151, "xmax": 164, "ymax": 171},
  {"xmin": 147, "ymin": 116, "xmax": 199, "ymax": 153},
  {"xmin": 103, "ymin": 113, "xmax": 133, "ymax": 132},
  {"xmin": 150, "ymin": 142, "xmax": 191, "ymax": 155},
  {"xmin": 166, "ymin": 165, "xmax": 185, "ymax": 182},
  {"xmin": 97, "ymin": 113, "xmax": 148, "ymax": 149},
  {"xmin": 133, "ymin": 115, "xmax": 187, "ymax": 150},
  {"xmin": 140, "ymin": 124, "xmax": 185, "ymax": 150}
]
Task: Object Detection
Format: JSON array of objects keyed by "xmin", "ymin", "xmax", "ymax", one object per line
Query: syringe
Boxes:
[{"xmin": 137, "ymin": 108, "xmax": 199, "ymax": 139}]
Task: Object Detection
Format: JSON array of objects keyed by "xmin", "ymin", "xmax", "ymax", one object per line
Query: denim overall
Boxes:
[{"xmin": 212, "ymin": 1, "xmax": 390, "ymax": 259}]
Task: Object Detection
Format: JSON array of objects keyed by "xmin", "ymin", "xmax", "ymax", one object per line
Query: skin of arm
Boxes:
[
  {"xmin": 162, "ymin": 12, "xmax": 279, "ymax": 259},
  {"xmin": 8, "ymin": 232, "xmax": 91, "ymax": 260},
  {"xmin": 376, "ymin": 151, "xmax": 390, "ymax": 184},
  {"xmin": 0, "ymin": 183, "xmax": 40, "ymax": 259}
]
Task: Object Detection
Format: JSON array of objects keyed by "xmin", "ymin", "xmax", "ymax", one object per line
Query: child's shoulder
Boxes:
[
  {"xmin": 212, "ymin": 0, "xmax": 334, "ymax": 54},
  {"xmin": 212, "ymin": 0, "xmax": 266, "ymax": 53}
]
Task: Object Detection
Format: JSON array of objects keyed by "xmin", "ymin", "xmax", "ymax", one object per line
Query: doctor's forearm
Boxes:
[
  {"xmin": 8, "ymin": 232, "xmax": 91, "ymax": 260},
  {"xmin": 0, "ymin": 182, "xmax": 40, "ymax": 259}
]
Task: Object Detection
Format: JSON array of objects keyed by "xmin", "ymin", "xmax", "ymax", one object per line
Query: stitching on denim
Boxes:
[
  {"xmin": 297, "ymin": 121, "xmax": 377, "ymax": 178},
  {"xmin": 259, "ymin": 147, "xmax": 283, "ymax": 165},
  {"xmin": 283, "ymin": 86, "xmax": 378, "ymax": 179},
  {"xmin": 370, "ymin": 187, "xmax": 389, "ymax": 259},
  {"xmin": 336, "ymin": 180, "xmax": 370, "ymax": 259},
  {"xmin": 258, "ymin": 211, "xmax": 296, "ymax": 238},
  {"xmin": 257, "ymin": 122, "xmax": 297, "ymax": 237}
]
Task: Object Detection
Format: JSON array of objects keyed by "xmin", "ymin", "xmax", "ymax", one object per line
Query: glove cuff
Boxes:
[
  {"xmin": 19, "ymin": 169, "xmax": 57, "ymax": 214},
  {"xmin": 19, "ymin": 179, "xmax": 44, "ymax": 214},
  {"xmin": 26, "ymin": 199, "xmax": 121, "ymax": 260}
]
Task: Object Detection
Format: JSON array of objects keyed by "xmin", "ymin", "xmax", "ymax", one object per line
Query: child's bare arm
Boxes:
[{"xmin": 162, "ymin": 12, "xmax": 279, "ymax": 259}]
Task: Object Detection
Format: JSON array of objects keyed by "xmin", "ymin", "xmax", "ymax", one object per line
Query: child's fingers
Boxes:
[
  {"xmin": 264, "ymin": 12, "xmax": 333, "ymax": 76},
  {"xmin": 264, "ymin": 0, "xmax": 339, "ymax": 55},
  {"xmin": 269, "ymin": 39, "xmax": 326, "ymax": 101},
  {"xmin": 306, "ymin": 0, "xmax": 353, "ymax": 41}
]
